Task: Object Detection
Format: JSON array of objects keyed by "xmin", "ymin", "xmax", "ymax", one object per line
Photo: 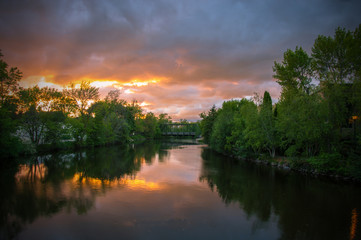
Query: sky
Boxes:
[{"xmin": 1, "ymin": 0, "xmax": 361, "ymax": 120}]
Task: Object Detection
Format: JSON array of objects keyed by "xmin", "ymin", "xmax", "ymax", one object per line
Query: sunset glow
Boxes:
[
  {"xmin": 124, "ymin": 89, "xmax": 135, "ymax": 94},
  {"xmin": 90, "ymin": 80, "xmax": 120, "ymax": 88},
  {"xmin": 140, "ymin": 101, "xmax": 151, "ymax": 107},
  {"xmin": 123, "ymin": 79, "xmax": 159, "ymax": 87},
  {"xmin": 1, "ymin": 1, "xmax": 360, "ymax": 120},
  {"xmin": 72, "ymin": 173, "xmax": 162, "ymax": 191}
]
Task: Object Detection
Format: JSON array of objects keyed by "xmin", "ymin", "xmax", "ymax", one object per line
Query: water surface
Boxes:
[{"xmin": 0, "ymin": 141, "xmax": 360, "ymax": 240}]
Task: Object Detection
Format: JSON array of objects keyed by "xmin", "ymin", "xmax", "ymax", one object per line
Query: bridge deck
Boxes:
[{"xmin": 162, "ymin": 132, "xmax": 196, "ymax": 136}]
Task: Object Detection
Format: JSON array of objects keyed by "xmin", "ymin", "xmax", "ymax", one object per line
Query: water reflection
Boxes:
[
  {"xmin": 350, "ymin": 208, "xmax": 358, "ymax": 240},
  {"xmin": 1, "ymin": 142, "xmax": 360, "ymax": 240},
  {"xmin": 0, "ymin": 142, "xmax": 169, "ymax": 239},
  {"xmin": 200, "ymin": 147, "xmax": 361, "ymax": 240}
]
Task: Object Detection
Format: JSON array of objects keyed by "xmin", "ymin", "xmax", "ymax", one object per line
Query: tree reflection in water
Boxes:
[
  {"xmin": 0, "ymin": 142, "xmax": 168, "ymax": 240},
  {"xmin": 1, "ymin": 142, "xmax": 360, "ymax": 240},
  {"xmin": 200, "ymin": 147, "xmax": 361, "ymax": 240}
]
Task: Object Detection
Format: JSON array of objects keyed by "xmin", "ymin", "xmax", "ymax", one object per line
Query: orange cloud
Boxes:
[{"xmin": 3, "ymin": 0, "xmax": 358, "ymax": 119}]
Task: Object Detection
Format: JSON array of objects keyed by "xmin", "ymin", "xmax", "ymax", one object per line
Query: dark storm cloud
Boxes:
[{"xmin": 1, "ymin": 0, "xmax": 361, "ymax": 119}]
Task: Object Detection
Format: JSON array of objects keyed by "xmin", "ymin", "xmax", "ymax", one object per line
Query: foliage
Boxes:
[
  {"xmin": 199, "ymin": 105, "xmax": 218, "ymax": 144},
  {"xmin": 273, "ymin": 46, "xmax": 313, "ymax": 98},
  {"xmin": 0, "ymin": 50, "xmax": 22, "ymax": 105},
  {"xmin": 63, "ymin": 81, "xmax": 99, "ymax": 116},
  {"xmin": 258, "ymin": 91, "xmax": 278, "ymax": 157},
  {"xmin": 199, "ymin": 25, "xmax": 361, "ymax": 179},
  {"xmin": 0, "ymin": 51, "xmax": 176, "ymax": 160},
  {"xmin": 0, "ymin": 108, "xmax": 24, "ymax": 158},
  {"xmin": 2, "ymin": 25, "xmax": 361, "ymax": 179},
  {"xmin": 210, "ymin": 100, "xmax": 242, "ymax": 154},
  {"xmin": 135, "ymin": 112, "xmax": 161, "ymax": 139},
  {"xmin": 307, "ymin": 153, "xmax": 343, "ymax": 174}
]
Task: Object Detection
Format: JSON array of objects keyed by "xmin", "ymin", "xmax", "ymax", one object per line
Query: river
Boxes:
[{"xmin": 0, "ymin": 140, "xmax": 360, "ymax": 240}]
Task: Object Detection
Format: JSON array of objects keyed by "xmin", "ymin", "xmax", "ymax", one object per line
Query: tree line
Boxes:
[
  {"xmin": 200, "ymin": 25, "xmax": 361, "ymax": 179},
  {"xmin": 1, "ymin": 51, "xmax": 198, "ymax": 159}
]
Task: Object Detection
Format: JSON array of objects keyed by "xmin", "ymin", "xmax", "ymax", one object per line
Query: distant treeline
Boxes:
[
  {"xmin": 200, "ymin": 25, "xmax": 361, "ymax": 180},
  {"xmin": 0, "ymin": 51, "xmax": 200, "ymax": 159}
]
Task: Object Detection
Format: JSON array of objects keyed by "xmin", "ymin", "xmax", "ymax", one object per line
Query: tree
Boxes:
[
  {"xmin": 227, "ymin": 99, "xmax": 257, "ymax": 158},
  {"xmin": 86, "ymin": 98, "xmax": 132, "ymax": 145},
  {"xmin": 259, "ymin": 91, "xmax": 278, "ymax": 157},
  {"xmin": 105, "ymin": 89, "xmax": 121, "ymax": 102},
  {"xmin": 200, "ymin": 105, "xmax": 218, "ymax": 144},
  {"xmin": 276, "ymin": 92, "xmax": 328, "ymax": 157},
  {"xmin": 0, "ymin": 107, "xmax": 23, "ymax": 158},
  {"xmin": 273, "ymin": 46, "xmax": 327, "ymax": 157},
  {"xmin": 0, "ymin": 50, "xmax": 22, "ymax": 106},
  {"xmin": 273, "ymin": 46, "xmax": 313, "ymax": 99},
  {"xmin": 312, "ymin": 27, "xmax": 354, "ymax": 84},
  {"xmin": 63, "ymin": 81, "xmax": 99, "ymax": 116},
  {"xmin": 312, "ymin": 26, "xmax": 361, "ymax": 133},
  {"xmin": 136, "ymin": 112, "xmax": 161, "ymax": 139},
  {"xmin": 210, "ymin": 100, "xmax": 242, "ymax": 154},
  {"xmin": 0, "ymin": 51, "xmax": 23, "ymax": 159},
  {"xmin": 22, "ymin": 105, "xmax": 46, "ymax": 145},
  {"xmin": 126, "ymin": 100, "xmax": 143, "ymax": 134}
]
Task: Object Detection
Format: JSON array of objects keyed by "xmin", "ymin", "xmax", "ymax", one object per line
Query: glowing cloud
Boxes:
[
  {"xmin": 90, "ymin": 80, "xmax": 120, "ymax": 88},
  {"xmin": 124, "ymin": 89, "xmax": 135, "ymax": 94},
  {"xmin": 123, "ymin": 79, "xmax": 160, "ymax": 87},
  {"xmin": 140, "ymin": 101, "xmax": 151, "ymax": 107},
  {"xmin": 1, "ymin": 0, "xmax": 360, "ymax": 120},
  {"xmin": 20, "ymin": 76, "xmax": 63, "ymax": 90}
]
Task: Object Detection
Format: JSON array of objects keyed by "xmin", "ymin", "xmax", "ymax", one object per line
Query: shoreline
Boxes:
[{"xmin": 204, "ymin": 145, "xmax": 361, "ymax": 185}]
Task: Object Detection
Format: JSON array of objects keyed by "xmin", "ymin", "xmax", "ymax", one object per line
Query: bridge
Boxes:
[{"xmin": 160, "ymin": 123, "xmax": 198, "ymax": 137}]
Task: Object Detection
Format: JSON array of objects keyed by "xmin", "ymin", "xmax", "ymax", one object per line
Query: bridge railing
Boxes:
[{"xmin": 160, "ymin": 123, "xmax": 199, "ymax": 137}]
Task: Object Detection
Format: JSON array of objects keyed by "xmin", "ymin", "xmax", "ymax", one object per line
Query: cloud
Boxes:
[{"xmin": 1, "ymin": 0, "xmax": 361, "ymax": 119}]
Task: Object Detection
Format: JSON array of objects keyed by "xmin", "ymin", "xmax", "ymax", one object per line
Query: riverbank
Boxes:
[
  {"xmin": 206, "ymin": 146, "xmax": 361, "ymax": 184},
  {"xmin": 252, "ymin": 158, "xmax": 360, "ymax": 183},
  {"xmin": 241, "ymin": 155, "xmax": 361, "ymax": 184},
  {"xmin": 1, "ymin": 134, "xmax": 148, "ymax": 162}
]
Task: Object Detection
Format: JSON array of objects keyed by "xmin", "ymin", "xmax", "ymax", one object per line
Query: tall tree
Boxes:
[
  {"xmin": 200, "ymin": 105, "xmax": 218, "ymax": 144},
  {"xmin": 312, "ymin": 26, "xmax": 361, "ymax": 133},
  {"xmin": 274, "ymin": 47, "xmax": 327, "ymax": 156},
  {"xmin": 312, "ymin": 27, "xmax": 354, "ymax": 84},
  {"xmin": 273, "ymin": 46, "xmax": 313, "ymax": 100},
  {"xmin": 210, "ymin": 100, "xmax": 242, "ymax": 154},
  {"xmin": 259, "ymin": 91, "xmax": 277, "ymax": 157},
  {"xmin": 229, "ymin": 99, "xmax": 257, "ymax": 158},
  {"xmin": 0, "ymin": 50, "xmax": 22, "ymax": 106},
  {"xmin": 0, "ymin": 51, "xmax": 23, "ymax": 158},
  {"xmin": 64, "ymin": 81, "xmax": 99, "ymax": 116}
]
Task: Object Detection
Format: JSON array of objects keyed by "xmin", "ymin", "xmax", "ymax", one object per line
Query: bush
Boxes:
[{"xmin": 307, "ymin": 152, "xmax": 343, "ymax": 174}]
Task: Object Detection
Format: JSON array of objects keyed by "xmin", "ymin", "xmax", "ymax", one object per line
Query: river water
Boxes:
[{"xmin": 0, "ymin": 140, "xmax": 360, "ymax": 240}]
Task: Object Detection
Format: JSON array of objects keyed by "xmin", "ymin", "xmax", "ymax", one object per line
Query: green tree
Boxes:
[
  {"xmin": 210, "ymin": 100, "xmax": 242, "ymax": 154},
  {"xmin": 259, "ymin": 91, "xmax": 278, "ymax": 157},
  {"xmin": 0, "ymin": 50, "xmax": 22, "ymax": 106},
  {"xmin": 226, "ymin": 99, "xmax": 256, "ymax": 158},
  {"xmin": 273, "ymin": 46, "xmax": 327, "ymax": 157},
  {"xmin": 273, "ymin": 46, "xmax": 313, "ymax": 99},
  {"xmin": 199, "ymin": 105, "xmax": 218, "ymax": 144},
  {"xmin": 241, "ymin": 99, "xmax": 261, "ymax": 154},
  {"xmin": 0, "ymin": 108, "xmax": 23, "ymax": 158},
  {"xmin": 86, "ymin": 98, "xmax": 132, "ymax": 146},
  {"xmin": 136, "ymin": 112, "xmax": 161, "ymax": 139},
  {"xmin": 0, "ymin": 50, "xmax": 23, "ymax": 159},
  {"xmin": 276, "ymin": 92, "xmax": 328, "ymax": 157},
  {"xmin": 21, "ymin": 105, "xmax": 46, "ymax": 146},
  {"xmin": 126, "ymin": 100, "xmax": 143, "ymax": 134},
  {"xmin": 312, "ymin": 27, "xmax": 354, "ymax": 84},
  {"xmin": 312, "ymin": 25, "xmax": 361, "ymax": 136}
]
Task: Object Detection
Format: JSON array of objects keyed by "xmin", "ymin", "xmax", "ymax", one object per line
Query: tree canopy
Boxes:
[{"xmin": 200, "ymin": 25, "xmax": 361, "ymax": 180}]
